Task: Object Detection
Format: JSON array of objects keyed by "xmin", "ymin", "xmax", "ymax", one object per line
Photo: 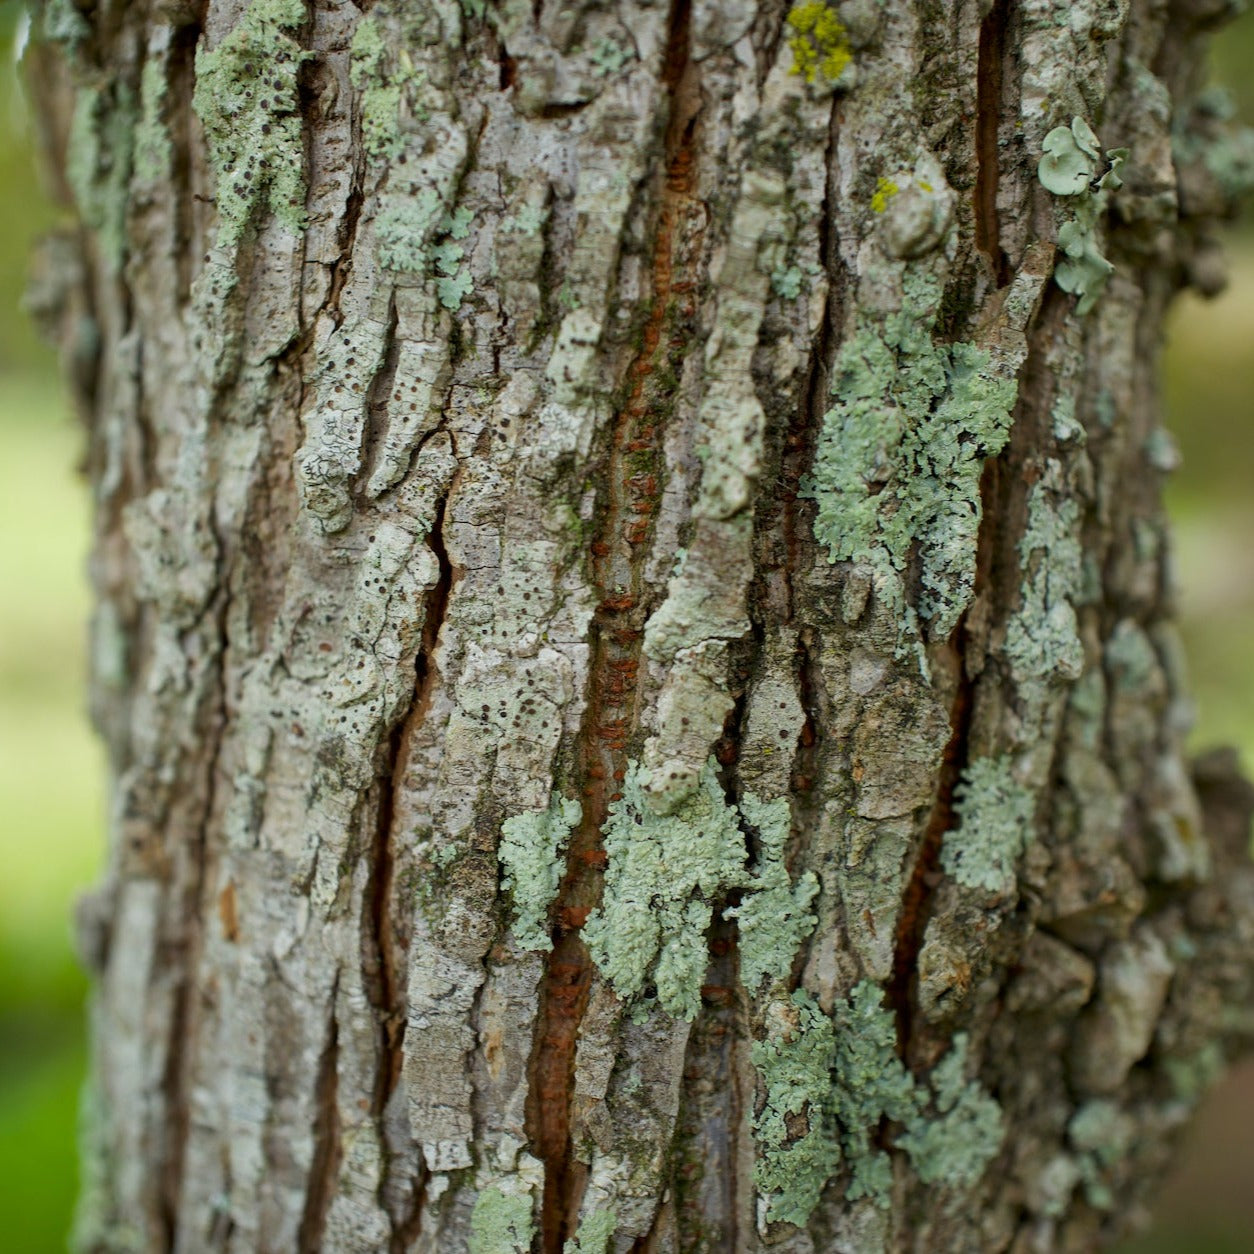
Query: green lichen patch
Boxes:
[
  {"xmin": 563, "ymin": 1208, "xmax": 617, "ymax": 1253},
  {"xmin": 1037, "ymin": 116, "xmax": 1128, "ymax": 315},
  {"xmin": 725, "ymin": 794, "xmax": 818, "ymax": 994},
  {"xmin": 43, "ymin": 0, "xmax": 91, "ymax": 49},
  {"xmin": 192, "ymin": 0, "xmax": 310, "ymax": 249},
  {"xmin": 134, "ymin": 57, "xmax": 171, "ymax": 184},
  {"xmin": 829, "ymin": 985, "xmax": 1003, "ymax": 1206},
  {"xmin": 1067, "ymin": 1098, "xmax": 1134, "ymax": 1210},
  {"xmin": 771, "ymin": 264, "xmax": 804, "ymax": 299},
  {"xmin": 350, "ymin": 17, "xmax": 424, "ymax": 163},
  {"xmin": 588, "ymin": 37, "xmax": 633, "ymax": 78},
  {"xmin": 786, "ymin": 1, "xmax": 853, "ymax": 84},
  {"xmin": 940, "ymin": 756, "xmax": 1036, "ymax": 896},
  {"xmin": 752, "ymin": 991, "xmax": 842, "ymax": 1227},
  {"xmin": 831, "ymin": 981, "xmax": 920, "ymax": 1203},
  {"xmin": 498, "ymin": 793, "xmax": 582, "ymax": 951},
  {"xmin": 66, "ymin": 82, "xmax": 136, "ymax": 274},
  {"xmin": 896, "ymin": 1033, "xmax": 1004, "ymax": 1192},
  {"xmin": 804, "ymin": 271, "xmax": 1018, "ymax": 651},
  {"xmin": 1038, "ymin": 117, "xmax": 1100, "ymax": 196},
  {"xmin": 468, "ymin": 1186, "xmax": 533, "ymax": 1254},
  {"xmin": 1004, "ymin": 482, "xmax": 1085, "ymax": 713},
  {"xmin": 375, "ymin": 195, "xmax": 473, "ymax": 307},
  {"xmin": 584, "ymin": 766, "xmax": 820, "ymax": 1018},
  {"xmin": 583, "ymin": 759, "xmax": 747, "ymax": 1021}
]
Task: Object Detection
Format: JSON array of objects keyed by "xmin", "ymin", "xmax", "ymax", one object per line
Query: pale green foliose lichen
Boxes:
[
  {"xmin": 588, "ymin": 37, "xmax": 633, "ymax": 77},
  {"xmin": 830, "ymin": 984, "xmax": 1002, "ymax": 1206},
  {"xmin": 1162, "ymin": 1040, "xmax": 1225, "ymax": 1103},
  {"xmin": 66, "ymin": 83, "xmax": 135, "ymax": 274},
  {"xmin": 583, "ymin": 758, "xmax": 747, "ymax": 1021},
  {"xmin": 192, "ymin": 0, "xmax": 310, "ymax": 249},
  {"xmin": 498, "ymin": 793, "xmax": 582, "ymax": 951},
  {"xmin": 1038, "ymin": 117, "xmax": 1128, "ymax": 315},
  {"xmin": 749, "ymin": 982, "xmax": 1003, "ymax": 1223},
  {"xmin": 752, "ymin": 991, "xmax": 842, "ymax": 1226},
  {"xmin": 725, "ymin": 793, "xmax": 818, "ymax": 994},
  {"xmin": 804, "ymin": 270, "xmax": 1018, "ymax": 649},
  {"xmin": 563, "ymin": 1208, "xmax": 617, "ymax": 1253},
  {"xmin": 43, "ymin": 0, "xmax": 91, "ymax": 48},
  {"xmin": 350, "ymin": 17, "xmax": 423, "ymax": 163},
  {"xmin": 1004, "ymin": 482, "xmax": 1085, "ymax": 710},
  {"xmin": 134, "ymin": 57, "xmax": 171, "ymax": 184},
  {"xmin": 831, "ymin": 981, "xmax": 920, "ymax": 1203},
  {"xmin": 1067, "ymin": 1099, "xmax": 1135, "ymax": 1210},
  {"xmin": 468, "ymin": 1187, "xmax": 533, "ymax": 1254},
  {"xmin": 940, "ymin": 756, "xmax": 1036, "ymax": 895},
  {"xmin": 376, "ymin": 196, "xmax": 473, "ymax": 308},
  {"xmin": 895, "ymin": 1032, "xmax": 1004, "ymax": 1192},
  {"xmin": 771, "ymin": 264, "xmax": 804, "ymax": 299},
  {"xmin": 1174, "ymin": 89, "xmax": 1254, "ymax": 205}
]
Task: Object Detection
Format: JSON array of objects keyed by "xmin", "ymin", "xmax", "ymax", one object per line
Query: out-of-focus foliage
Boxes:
[{"xmin": 0, "ymin": 3, "xmax": 1250, "ymax": 1249}]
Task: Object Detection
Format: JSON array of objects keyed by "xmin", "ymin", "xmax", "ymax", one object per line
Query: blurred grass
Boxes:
[{"xmin": 0, "ymin": 6, "xmax": 1251, "ymax": 1254}]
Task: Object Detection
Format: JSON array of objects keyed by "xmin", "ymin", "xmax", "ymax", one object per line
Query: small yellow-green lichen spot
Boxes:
[
  {"xmin": 871, "ymin": 176, "xmax": 899, "ymax": 213},
  {"xmin": 786, "ymin": 2, "xmax": 853, "ymax": 84}
]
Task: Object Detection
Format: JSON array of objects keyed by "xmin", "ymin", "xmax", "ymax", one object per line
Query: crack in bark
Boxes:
[
  {"xmin": 527, "ymin": 1, "xmax": 701, "ymax": 1246},
  {"xmin": 388, "ymin": 1163, "xmax": 429, "ymax": 1254},
  {"xmin": 975, "ymin": 0, "xmax": 1012, "ymax": 286},
  {"xmin": 364, "ymin": 488, "xmax": 456, "ymax": 1241},
  {"xmin": 158, "ymin": 584, "xmax": 233, "ymax": 1251},
  {"xmin": 886, "ymin": 621, "xmax": 975, "ymax": 1053},
  {"xmin": 297, "ymin": 987, "xmax": 342, "ymax": 1253}
]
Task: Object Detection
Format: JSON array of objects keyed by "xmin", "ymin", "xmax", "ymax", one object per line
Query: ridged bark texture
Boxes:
[{"xmin": 26, "ymin": 0, "xmax": 1254, "ymax": 1250}]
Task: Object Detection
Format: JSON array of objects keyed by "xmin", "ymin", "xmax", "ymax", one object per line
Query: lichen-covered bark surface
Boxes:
[{"xmin": 28, "ymin": 0, "xmax": 1254, "ymax": 1250}]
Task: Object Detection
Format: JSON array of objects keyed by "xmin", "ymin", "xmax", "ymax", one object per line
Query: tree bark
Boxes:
[{"xmin": 26, "ymin": 0, "xmax": 1254, "ymax": 1250}]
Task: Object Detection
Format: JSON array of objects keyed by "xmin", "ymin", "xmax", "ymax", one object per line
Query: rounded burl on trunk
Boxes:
[{"xmin": 26, "ymin": 0, "xmax": 1254, "ymax": 1250}]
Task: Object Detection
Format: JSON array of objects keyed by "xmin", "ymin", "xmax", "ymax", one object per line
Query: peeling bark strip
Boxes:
[{"xmin": 28, "ymin": 0, "xmax": 1254, "ymax": 1251}]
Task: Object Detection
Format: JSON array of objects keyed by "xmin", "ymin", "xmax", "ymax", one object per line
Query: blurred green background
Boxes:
[{"xmin": 0, "ymin": 6, "xmax": 1251, "ymax": 1252}]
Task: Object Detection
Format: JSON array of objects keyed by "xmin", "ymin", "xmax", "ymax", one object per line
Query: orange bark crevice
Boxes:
[{"xmin": 527, "ymin": 0, "xmax": 705, "ymax": 1246}]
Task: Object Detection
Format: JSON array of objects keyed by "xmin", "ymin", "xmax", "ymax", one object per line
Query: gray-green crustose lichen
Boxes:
[
  {"xmin": 940, "ymin": 755, "xmax": 1036, "ymax": 895},
  {"xmin": 1038, "ymin": 117, "xmax": 1128, "ymax": 315},
  {"xmin": 752, "ymin": 991, "xmax": 842, "ymax": 1227},
  {"xmin": 804, "ymin": 270, "xmax": 1018, "ymax": 653},
  {"xmin": 468, "ymin": 1186, "xmax": 533, "ymax": 1254},
  {"xmin": 498, "ymin": 793, "xmax": 582, "ymax": 951},
  {"xmin": 582, "ymin": 758, "xmax": 747, "ymax": 1021},
  {"xmin": 192, "ymin": 0, "xmax": 310, "ymax": 249}
]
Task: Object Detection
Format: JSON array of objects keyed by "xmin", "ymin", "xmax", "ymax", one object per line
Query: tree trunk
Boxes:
[{"xmin": 26, "ymin": 0, "xmax": 1254, "ymax": 1250}]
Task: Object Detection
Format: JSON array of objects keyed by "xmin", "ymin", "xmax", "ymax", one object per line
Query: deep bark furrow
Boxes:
[
  {"xmin": 297, "ymin": 997, "xmax": 342, "ymax": 1254},
  {"xmin": 159, "ymin": 592, "xmax": 232, "ymax": 1251},
  {"xmin": 976, "ymin": 0, "xmax": 1012, "ymax": 285},
  {"xmin": 528, "ymin": 3, "xmax": 701, "ymax": 1245}
]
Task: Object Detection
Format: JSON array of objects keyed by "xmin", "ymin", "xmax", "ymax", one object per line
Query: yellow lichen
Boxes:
[
  {"xmin": 871, "ymin": 176, "xmax": 899, "ymax": 213},
  {"xmin": 786, "ymin": 2, "xmax": 853, "ymax": 84}
]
